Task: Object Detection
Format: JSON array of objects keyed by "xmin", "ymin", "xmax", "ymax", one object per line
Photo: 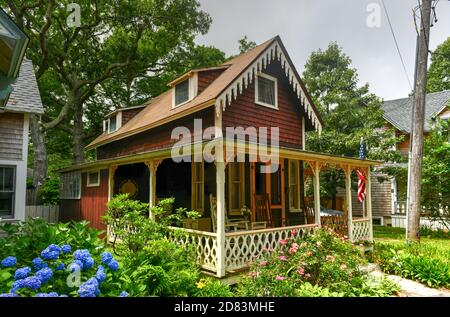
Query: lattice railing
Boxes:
[
  {"xmin": 224, "ymin": 224, "xmax": 318, "ymax": 271},
  {"xmin": 352, "ymin": 218, "xmax": 371, "ymax": 242},
  {"xmin": 167, "ymin": 227, "xmax": 218, "ymax": 272}
]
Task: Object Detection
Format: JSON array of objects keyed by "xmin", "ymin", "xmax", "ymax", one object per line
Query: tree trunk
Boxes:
[
  {"xmin": 407, "ymin": 0, "xmax": 432, "ymax": 242},
  {"xmin": 30, "ymin": 114, "xmax": 48, "ymax": 187},
  {"xmin": 73, "ymin": 102, "xmax": 85, "ymax": 164}
]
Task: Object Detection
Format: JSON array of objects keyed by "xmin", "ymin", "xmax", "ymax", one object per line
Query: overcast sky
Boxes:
[{"xmin": 196, "ymin": 0, "xmax": 450, "ymax": 101}]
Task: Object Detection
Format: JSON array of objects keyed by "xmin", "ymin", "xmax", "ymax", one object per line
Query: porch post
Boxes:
[
  {"xmin": 145, "ymin": 160, "xmax": 161, "ymax": 220},
  {"xmin": 313, "ymin": 162, "xmax": 321, "ymax": 227},
  {"xmin": 108, "ymin": 165, "xmax": 118, "ymax": 201},
  {"xmin": 366, "ymin": 167, "xmax": 374, "ymax": 242},
  {"xmin": 215, "ymin": 105, "xmax": 226, "ymax": 278},
  {"xmin": 345, "ymin": 165, "xmax": 353, "ymax": 241}
]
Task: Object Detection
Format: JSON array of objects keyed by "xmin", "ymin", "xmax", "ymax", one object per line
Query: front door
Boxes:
[{"xmin": 251, "ymin": 161, "xmax": 285, "ymax": 226}]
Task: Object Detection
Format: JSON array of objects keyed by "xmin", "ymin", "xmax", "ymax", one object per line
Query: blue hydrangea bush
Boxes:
[{"xmin": 0, "ymin": 246, "xmax": 127, "ymax": 297}]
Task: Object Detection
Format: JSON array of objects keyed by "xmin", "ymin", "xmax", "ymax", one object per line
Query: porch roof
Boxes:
[{"xmin": 58, "ymin": 143, "xmax": 381, "ymax": 174}]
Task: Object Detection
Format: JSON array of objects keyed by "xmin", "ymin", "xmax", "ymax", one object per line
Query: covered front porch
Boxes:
[{"xmin": 106, "ymin": 142, "xmax": 378, "ymax": 277}]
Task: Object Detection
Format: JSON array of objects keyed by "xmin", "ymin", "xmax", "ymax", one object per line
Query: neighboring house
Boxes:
[
  {"xmin": 350, "ymin": 90, "xmax": 450, "ymax": 226},
  {"xmin": 0, "ymin": 10, "xmax": 44, "ymax": 222},
  {"xmin": 59, "ymin": 36, "xmax": 379, "ymax": 277}
]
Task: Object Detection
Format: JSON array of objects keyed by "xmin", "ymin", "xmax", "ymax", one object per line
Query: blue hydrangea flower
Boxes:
[
  {"xmin": 11, "ymin": 279, "xmax": 25, "ymax": 293},
  {"xmin": 119, "ymin": 291, "xmax": 129, "ymax": 297},
  {"xmin": 83, "ymin": 257, "xmax": 94, "ymax": 270},
  {"xmin": 41, "ymin": 249, "xmax": 59, "ymax": 261},
  {"xmin": 0, "ymin": 293, "xmax": 19, "ymax": 297},
  {"xmin": 1, "ymin": 256, "xmax": 17, "ymax": 268},
  {"xmin": 35, "ymin": 292, "xmax": 59, "ymax": 297},
  {"xmin": 108, "ymin": 259, "xmax": 119, "ymax": 272},
  {"xmin": 59, "ymin": 294, "xmax": 68, "ymax": 297},
  {"xmin": 73, "ymin": 249, "xmax": 94, "ymax": 271},
  {"xmin": 48, "ymin": 244, "xmax": 61, "ymax": 253},
  {"xmin": 101, "ymin": 252, "xmax": 113, "ymax": 264},
  {"xmin": 55, "ymin": 262, "xmax": 65, "ymax": 271},
  {"xmin": 22, "ymin": 276, "xmax": 42, "ymax": 290},
  {"xmin": 32, "ymin": 257, "xmax": 48, "ymax": 271},
  {"xmin": 36, "ymin": 267, "xmax": 53, "ymax": 283},
  {"xmin": 68, "ymin": 261, "xmax": 82, "ymax": 273},
  {"xmin": 14, "ymin": 267, "xmax": 31, "ymax": 280},
  {"xmin": 77, "ymin": 278, "xmax": 100, "ymax": 297},
  {"xmin": 61, "ymin": 244, "xmax": 71, "ymax": 254},
  {"xmin": 95, "ymin": 265, "xmax": 106, "ymax": 283}
]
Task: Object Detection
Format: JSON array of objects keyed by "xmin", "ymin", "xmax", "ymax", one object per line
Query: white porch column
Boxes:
[
  {"xmin": 345, "ymin": 166, "xmax": 353, "ymax": 241},
  {"xmin": 312, "ymin": 162, "xmax": 321, "ymax": 227},
  {"xmin": 146, "ymin": 160, "xmax": 161, "ymax": 220},
  {"xmin": 366, "ymin": 167, "xmax": 374, "ymax": 242},
  {"xmin": 215, "ymin": 105, "xmax": 226, "ymax": 278}
]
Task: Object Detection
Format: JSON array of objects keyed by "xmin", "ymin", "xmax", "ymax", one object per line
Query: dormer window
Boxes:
[
  {"xmin": 172, "ymin": 73, "xmax": 198, "ymax": 108},
  {"xmin": 103, "ymin": 112, "xmax": 122, "ymax": 134},
  {"xmin": 255, "ymin": 73, "xmax": 278, "ymax": 109}
]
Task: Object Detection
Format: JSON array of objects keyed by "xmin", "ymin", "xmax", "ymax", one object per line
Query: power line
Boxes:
[{"xmin": 381, "ymin": 0, "xmax": 413, "ymax": 91}]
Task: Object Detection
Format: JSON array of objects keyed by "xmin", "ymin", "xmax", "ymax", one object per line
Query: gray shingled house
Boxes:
[
  {"xmin": 340, "ymin": 90, "xmax": 450, "ymax": 226},
  {"xmin": 0, "ymin": 59, "xmax": 44, "ymax": 221}
]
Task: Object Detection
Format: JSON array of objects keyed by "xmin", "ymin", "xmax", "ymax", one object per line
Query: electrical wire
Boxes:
[{"xmin": 381, "ymin": 0, "xmax": 413, "ymax": 91}]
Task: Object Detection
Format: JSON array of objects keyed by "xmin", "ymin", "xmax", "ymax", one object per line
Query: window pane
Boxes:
[
  {"xmin": 175, "ymin": 79, "xmax": 189, "ymax": 106},
  {"xmin": 3, "ymin": 168, "xmax": 13, "ymax": 191},
  {"xmin": 0, "ymin": 192, "xmax": 13, "ymax": 216},
  {"xmin": 231, "ymin": 183, "xmax": 240, "ymax": 210},
  {"xmin": 109, "ymin": 116, "xmax": 117, "ymax": 132},
  {"xmin": 258, "ymin": 76, "xmax": 276, "ymax": 106},
  {"xmin": 88, "ymin": 172, "xmax": 99, "ymax": 185}
]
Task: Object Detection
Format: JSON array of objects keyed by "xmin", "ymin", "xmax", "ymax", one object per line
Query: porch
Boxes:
[{"xmin": 106, "ymin": 142, "xmax": 377, "ymax": 277}]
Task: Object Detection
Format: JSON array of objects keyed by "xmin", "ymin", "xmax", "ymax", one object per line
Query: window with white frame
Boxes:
[
  {"xmin": 0, "ymin": 166, "xmax": 15, "ymax": 218},
  {"xmin": 191, "ymin": 162, "xmax": 204, "ymax": 213},
  {"xmin": 288, "ymin": 160, "xmax": 301, "ymax": 211},
  {"xmin": 60, "ymin": 172, "xmax": 81, "ymax": 199},
  {"xmin": 172, "ymin": 75, "xmax": 197, "ymax": 108},
  {"xmin": 87, "ymin": 170, "xmax": 100, "ymax": 187},
  {"xmin": 228, "ymin": 162, "xmax": 245, "ymax": 215},
  {"xmin": 255, "ymin": 73, "xmax": 278, "ymax": 109},
  {"xmin": 103, "ymin": 112, "xmax": 122, "ymax": 134}
]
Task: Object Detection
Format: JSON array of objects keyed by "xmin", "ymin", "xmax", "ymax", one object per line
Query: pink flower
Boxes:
[
  {"xmin": 288, "ymin": 247, "xmax": 297, "ymax": 254},
  {"xmin": 340, "ymin": 264, "xmax": 347, "ymax": 270},
  {"xmin": 291, "ymin": 229, "xmax": 298, "ymax": 237},
  {"xmin": 259, "ymin": 261, "xmax": 268, "ymax": 267},
  {"xmin": 343, "ymin": 235, "xmax": 348, "ymax": 240},
  {"xmin": 248, "ymin": 271, "xmax": 258, "ymax": 278},
  {"xmin": 316, "ymin": 241, "xmax": 322, "ymax": 247},
  {"xmin": 296, "ymin": 267, "xmax": 305, "ymax": 275},
  {"xmin": 279, "ymin": 239, "xmax": 288, "ymax": 245},
  {"xmin": 326, "ymin": 255, "xmax": 335, "ymax": 262},
  {"xmin": 275, "ymin": 275, "xmax": 285, "ymax": 281},
  {"xmin": 278, "ymin": 255, "xmax": 287, "ymax": 261},
  {"xmin": 305, "ymin": 273, "xmax": 311, "ymax": 278}
]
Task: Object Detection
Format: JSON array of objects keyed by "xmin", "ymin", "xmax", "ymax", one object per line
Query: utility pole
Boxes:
[{"xmin": 407, "ymin": 0, "xmax": 432, "ymax": 242}]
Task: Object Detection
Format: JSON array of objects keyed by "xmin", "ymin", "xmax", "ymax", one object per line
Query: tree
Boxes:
[
  {"xmin": 421, "ymin": 118, "xmax": 450, "ymax": 230},
  {"xmin": 2, "ymin": 0, "xmax": 213, "ymax": 175},
  {"xmin": 238, "ymin": 36, "xmax": 256, "ymax": 54},
  {"xmin": 303, "ymin": 42, "xmax": 400, "ymax": 207},
  {"xmin": 427, "ymin": 37, "xmax": 450, "ymax": 93}
]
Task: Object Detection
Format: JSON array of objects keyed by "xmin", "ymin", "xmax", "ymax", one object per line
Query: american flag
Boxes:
[{"xmin": 357, "ymin": 139, "xmax": 366, "ymax": 203}]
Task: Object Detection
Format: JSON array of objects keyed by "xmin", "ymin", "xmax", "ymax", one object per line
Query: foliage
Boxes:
[
  {"xmin": 421, "ymin": 118, "xmax": 450, "ymax": 229},
  {"xmin": 194, "ymin": 278, "xmax": 233, "ymax": 297},
  {"xmin": 150, "ymin": 197, "xmax": 201, "ymax": 227},
  {"xmin": 302, "ymin": 42, "xmax": 401, "ymax": 204},
  {"xmin": 370, "ymin": 241, "xmax": 450, "ymax": 288},
  {"xmin": 427, "ymin": 37, "xmax": 450, "ymax": 93},
  {"xmin": 38, "ymin": 177, "xmax": 60, "ymax": 205},
  {"xmin": 238, "ymin": 36, "xmax": 257, "ymax": 54},
  {"xmin": 0, "ymin": 219, "xmax": 104, "ymax": 265},
  {"xmin": 236, "ymin": 229, "xmax": 398, "ymax": 297}
]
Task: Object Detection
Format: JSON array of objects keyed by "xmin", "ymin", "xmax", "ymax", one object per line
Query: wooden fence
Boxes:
[{"xmin": 25, "ymin": 205, "xmax": 59, "ymax": 223}]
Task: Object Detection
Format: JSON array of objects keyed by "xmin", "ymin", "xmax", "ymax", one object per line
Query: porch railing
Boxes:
[
  {"xmin": 224, "ymin": 224, "xmax": 318, "ymax": 271},
  {"xmin": 351, "ymin": 218, "xmax": 371, "ymax": 241}
]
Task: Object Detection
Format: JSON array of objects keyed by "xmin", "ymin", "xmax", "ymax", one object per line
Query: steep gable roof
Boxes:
[
  {"xmin": 86, "ymin": 36, "xmax": 323, "ymax": 150},
  {"xmin": 382, "ymin": 90, "xmax": 450, "ymax": 133},
  {"xmin": 2, "ymin": 58, "xmax": 44, "ymax": 114}
]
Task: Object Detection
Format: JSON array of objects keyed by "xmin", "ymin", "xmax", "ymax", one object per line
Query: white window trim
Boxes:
[
  {"xmin": 104, "ymin": 112, "xmax": 122, "ymax": 134},
  {"xmin": 86, "ymin": 170, "xmax": 101, "ymax": 187},
  {"xmin": 191, "ymin": 160, "xmax": 204, "ymax": 213},
  {"xmin": 255, "ymin": 72, "xmax": 278, "ymax": 110},
  {"xmin": 172, "ymin": 73, "xmax": 198, "ymax": 109},
  {"xmin": 227, "ymin": 162, "xmax": 246, "ymax": 215},
  {"xmin": 0, "ymin": 165, "xmax": 16, "ymax": 219},
  {"xmin": 372, "ymin": 216, "xmax": 384, "ymax": 226},
  {"xmin": 288, "ymin": 160, "xmax": 301, "ymax": 212}
]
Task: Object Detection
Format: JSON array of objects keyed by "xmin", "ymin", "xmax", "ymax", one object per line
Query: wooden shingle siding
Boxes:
[
  {"xmin": 222, "ymin": 60, "xmax": 303, "ymax": 149},
  {"xmin": 121, "ymin": 108, "xmax": 144, "ymax": 125},
  {"xmin": 197, "ymin": 69, "xmax": 226, "ymax": 95},
  {"xmin": 80, "ymin": 169, "xmax": 109, "ymax": 230},
  {"xmin": 97, "ymin": 108, "xmax": 215, "ymax": 160},
  {"xmin": 0, "ymin": 113, "xmax": 24, "ymax": 160}
]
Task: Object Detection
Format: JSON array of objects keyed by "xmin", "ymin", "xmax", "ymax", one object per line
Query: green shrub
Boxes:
[
  {"xmin": 39, "ymin": 177, "xmax": 60, "ymax": 205},
  {"xmin": 236, "ymin": 228, "xmax": 398, "ymax": 297}
]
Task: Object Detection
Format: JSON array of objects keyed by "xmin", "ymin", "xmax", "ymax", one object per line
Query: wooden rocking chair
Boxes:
[
  {"xmin": 305, "ymin": 206, "xmax": 315, "ymax": 224},
  {"xmin": 210, "ymin": 194, "xmax": 249, "ymax": 232},
  {"xmin": 254, "ymin": 193, "xmax": 273, "ymax": 228}
]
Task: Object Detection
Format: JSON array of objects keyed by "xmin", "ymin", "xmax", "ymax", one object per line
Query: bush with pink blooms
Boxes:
[{"xmin": 236, "ymin": 229, "xmax": 398, "ymax": 297}]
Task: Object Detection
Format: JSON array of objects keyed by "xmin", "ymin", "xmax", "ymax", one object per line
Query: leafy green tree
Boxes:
[
  {"xmin": 302, "ymin": 42, "xmax": 401, "ymax": 207},
  {"xmin": 238, "ymin": 36, "xmax": 257, "ymax": 54},
  {"xmin": 421, "ymin": 119, "xmax": 450, "ymax": 229},
  {"xmin": 427, "ymin": 37, "xmax": 450, "ymax": 93}
]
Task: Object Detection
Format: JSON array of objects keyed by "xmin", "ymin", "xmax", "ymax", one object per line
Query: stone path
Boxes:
[{"xmin": 364, "ymin": 263, "xmax": 450, "ymax": 297}]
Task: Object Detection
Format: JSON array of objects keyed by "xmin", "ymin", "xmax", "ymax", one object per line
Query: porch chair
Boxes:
[
  {"xmin": 305, "ymin": 206, "xmax": 315, "ymax": 224},
  {"xmin": 254, "ymin": 193, "xmax": 273, "ymax": 228},
  {"xmin": 210, "ymin": 194, "xmax": 249, "ymax": 232}
]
